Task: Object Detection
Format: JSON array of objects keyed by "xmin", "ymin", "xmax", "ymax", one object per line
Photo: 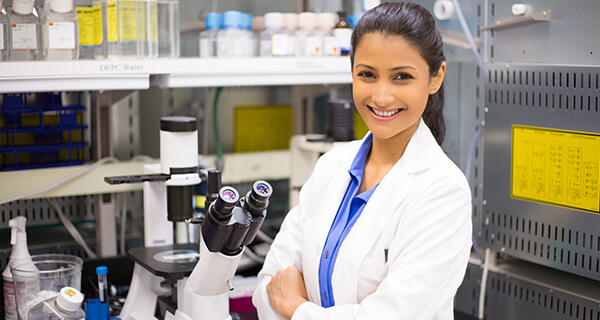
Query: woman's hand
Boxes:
[{"xmin": 266, "ymin": 266, "xmax": 309, "ymax": 320}]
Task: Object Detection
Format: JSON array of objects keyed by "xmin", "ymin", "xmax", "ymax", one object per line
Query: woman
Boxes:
[{"xmin": 252, "ymin": 2, "xmax": 472, "ymax": 319}]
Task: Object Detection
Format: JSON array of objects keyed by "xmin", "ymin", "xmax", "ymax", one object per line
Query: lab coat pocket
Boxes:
[{"xmin": 356, "ymin": 256, "xmax": 388, "ymax": 303}]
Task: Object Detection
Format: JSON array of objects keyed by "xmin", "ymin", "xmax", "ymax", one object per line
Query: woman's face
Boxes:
[{"xmin": 352, "ymin": 32, "xmax": 445, "ymax": 142}]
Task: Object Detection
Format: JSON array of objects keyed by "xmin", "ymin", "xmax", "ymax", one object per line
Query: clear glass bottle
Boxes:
[
  {"xmin": 333, "ymin": 11, "xmax": 351, "ymax": 56},
  {"xmin": 7, "ymin": 0, "xmax": 41, "ymax": 61},
  {"xmin": 296, "ymin": 12, "xmax": 320, "ymax": 57},
  {"xmin": 0, "ymin": 0, "xmax": 9, "ymax": 61},
  {"xmin": 156, "ymin": 0, "xmax": 178, "ymax": 58},
  {"xmin": 43, "ymin": 0, "xmax": 80, "ymax": 60},
  {"xmin": 259, "ymin": 12, "xmax": 285, "ymax": 57},
  {"xmin": 74, "ymin": 0, "xmax": 93, "ymax": 58},
  {"xmin": 199, "ymin": 11, "xmax": 220, "ymax": 58},
  {"xmin": 216, "ymin": 10, "xmax": 245, "ymax": 58},
  {"xmin": 317, "ymin": 12, "xmax": 337, "ymax": 56},
  {"xmin": 92, "ymin": 0, "xmax": 106, "ymax": 59},
  {"xmin": 27, "ymin": 287, "xmax": 85, "ymax": 320},
  {"xmin": 140, "ymin": 0, "xmax": 157, "ymax": 59}
]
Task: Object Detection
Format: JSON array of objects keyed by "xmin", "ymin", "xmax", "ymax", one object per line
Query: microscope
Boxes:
[{"xmin": 105, "ymin": 116, "xmax": 273, "ymax": 320}]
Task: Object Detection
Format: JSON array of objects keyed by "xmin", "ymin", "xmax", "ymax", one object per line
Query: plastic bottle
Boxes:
[
  {"xmin": 241, "ymin": 12, "xmax": 254, "ymax": 57},
  {"xmin": 316, "ymin": 12, "xmax": 337, "ymax": 56},
  {"xmin": 296, "ymin": 12, "xmax": 320, "ymax": 56},
  {"xmin": 74, "ymin": 0, "xmax": 94, "ymax": 58},
  {"xmin": 3, "ymin": 216, "xmax": 37, "ymax": 320},
  {"xmin": 43, "ymin": 0, "xmax": 80, "ymax": 60},
  {"xmin": 333, "ymin": 11, "xmax": 352, "ymax": 56},
  {"xmin": 115, "ymin": 0, "xmax": 140, "ymax": 59},
  {"xmin": 7, "ymin": 0, "xmax": 41, "ymax": 60},
  {"xmin": 27, "ymin": 287, "xmax": 85, "ymax": 320},
  {"xmin": 259, "ymin": 12, "xmax": 286, "ymax": 57},
  {"xmin": 199, "ymin": 12, "xmax": 220, "ymax": 58},
  {"xmin": 140, "ymin": 0, "xmax": 158, "ymax": 59},
  {"xmin": 216, "ymin": 10, "xmax": 245, "ymax": 58},
  {"xmin": 92, "ymin": 0, "xmax": 106, "ymax": 59},
  {"xmin": 0, "ymin": 0, "xmax": 9, "ymax": 61},
  {"xmin": 281, "ymin": 13, "xmax": 297, "ymax": 57}
]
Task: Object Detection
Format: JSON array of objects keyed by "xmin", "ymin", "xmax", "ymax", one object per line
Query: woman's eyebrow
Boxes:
[{"xmin": 355, "ymin": 64, "xmax": 417, "ymax": 71}]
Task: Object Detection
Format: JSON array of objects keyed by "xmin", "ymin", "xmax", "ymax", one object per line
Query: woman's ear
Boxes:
[{"xmin": 429, "ymin": 61, "xmax": 447, "ymax": 94}]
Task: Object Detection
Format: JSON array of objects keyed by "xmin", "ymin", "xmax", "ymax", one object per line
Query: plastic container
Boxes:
[
  {"xmin": 156, "ymin": 0, "xmax": 179, "ymax": 58},
  {"xmin": 7, "ymin": 0, "xmax": 41, "ymax": 61},
  {"xmin": 259, "ymin": 12, "xmax": 285, "ymax": 57},
  {"xmin": 296, "ymin": 12, "xmax": 320, "ymax": 56},
  {"xmin": 199, "ymin": 12, "xmax": 221, "ymax": 58},
  {"xmin": 316, "ymin": 12, "xmax": 337, "ymax": 56},
  {"xmin": 281, "ymin": 13, "xmax": 297, "ymax": 56},
  {"xmin": 74, "ymin": 0, "xmax": 94, "ymax": 58},
  {"xmin": 241, "ymin": 12, "xmax": 254, "ymax": 57},
  {"xmin": 42, "ymin": 0, "xmax": 80, "ymax": 60},
  {"xmin": 0, "ymin": 0, "xmax": 9, "ymax": 61},
  {"xmin": 27, "ymin": 287, "xmax": 85, "ymax": 320},
  {"xmin": 216, "ymin": 10, "xmax": 246, "ymax": 58},
  {"xmin": 3, "ymin": 216, "xmax": 36, "ymax": 320},
  {"xmin": 11, "ymin": 254, "xmax": 83, "ymax": 320}
]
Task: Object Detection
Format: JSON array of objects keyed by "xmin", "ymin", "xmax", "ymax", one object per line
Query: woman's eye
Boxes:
[
  {"xmin": 358, "ymin": 71, "xmax": 375, "ymax": 78},
  {"xmin": 395, "ymin": 73, "xmax": 414, "ymax": 80}
]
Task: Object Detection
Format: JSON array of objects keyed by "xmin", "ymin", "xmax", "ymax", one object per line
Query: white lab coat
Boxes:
[{"xmin": 253, "ymin": 119, "xmax": 472, "ymax": 319}]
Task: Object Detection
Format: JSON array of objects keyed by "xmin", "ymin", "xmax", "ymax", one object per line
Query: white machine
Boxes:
[{"xmin": 105, "ymin": 116, "xmax": 273, "ymax": 320}]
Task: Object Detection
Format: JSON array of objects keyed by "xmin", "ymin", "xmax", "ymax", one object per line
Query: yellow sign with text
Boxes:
[{"xmin": 512, "ymin": 125, "xmax": 600, "ymax": 212}]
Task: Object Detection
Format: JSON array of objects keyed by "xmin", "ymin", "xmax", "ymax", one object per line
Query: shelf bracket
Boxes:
[
  {"xmin": 479, "ymin": 10, "xmax": 551, "ymax": 31},
  {"xmin": 441, "ymin": 30, "xmax": 481, "ymax": 50}
]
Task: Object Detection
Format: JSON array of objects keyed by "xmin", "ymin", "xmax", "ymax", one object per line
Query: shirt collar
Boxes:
[{"xmin": 348, "ymin": 132, "xmax": 372, "ymax": 181}]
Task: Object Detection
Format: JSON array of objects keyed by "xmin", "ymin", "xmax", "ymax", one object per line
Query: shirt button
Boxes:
[
  {"xmin": 323, "ymin": 292, "xmax": 327, "ymax": 299},
  {"xmin": 324, "ymin": 251, "xmax": 329, "ymax": 258}
]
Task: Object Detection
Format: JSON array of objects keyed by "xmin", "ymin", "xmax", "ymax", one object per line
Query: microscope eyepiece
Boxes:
[
  {"xmin": 243, "ymin": 180, "xmax": 273, "ymax": 217},
  {"xmin": 211, "ymin": 186, "xmax": 239, "ymax": 220}
]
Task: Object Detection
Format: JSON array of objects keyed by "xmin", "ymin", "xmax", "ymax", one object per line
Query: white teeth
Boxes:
[{"xmin": 372, "ymin": 108, "xmax": 401, "ymax": 117}]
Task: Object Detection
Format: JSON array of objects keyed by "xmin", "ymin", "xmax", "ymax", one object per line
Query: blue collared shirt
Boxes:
[{"xmin": 318, "ymin": 133, "xmax": 379, "ymax": 308}]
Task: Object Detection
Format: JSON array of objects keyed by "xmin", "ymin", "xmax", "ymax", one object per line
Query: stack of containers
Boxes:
[{"xmin": 0, "ymin": 93, "xmax": 88, "ymax": 171}]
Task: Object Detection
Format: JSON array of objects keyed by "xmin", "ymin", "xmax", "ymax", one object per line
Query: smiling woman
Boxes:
[{"xmin": 253, "ymin": 3, "xmax": 472, "ymax": 320}]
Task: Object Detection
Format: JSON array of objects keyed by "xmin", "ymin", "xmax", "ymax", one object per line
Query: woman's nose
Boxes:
[{"xmin": 371, "ymin": 82, "xmax": 394, "ymax": 107}]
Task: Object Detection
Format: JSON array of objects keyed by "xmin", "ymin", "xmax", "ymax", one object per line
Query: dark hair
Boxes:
[{"xmin": 350, "ymin": 2, "xmax": 446, "ymax": 145}]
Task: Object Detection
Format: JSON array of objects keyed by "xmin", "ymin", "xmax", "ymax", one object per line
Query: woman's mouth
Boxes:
[{"xmin": 369, "ymin": 106, "xmax": 403, "ymax": 118}]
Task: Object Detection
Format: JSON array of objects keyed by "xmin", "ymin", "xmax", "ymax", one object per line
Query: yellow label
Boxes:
[
  {"xmin": 93, "ymin": 4, "xmax": 103, "ymax": 45},
  {"xmin": 512, "ymin": 125, "xmax": 600, "ymax": 213},
  {"xmin": 119, "ymin": 1, "xmax": 138, "ymax": 42},
  {"xmin": 65, "ymin": 289, "xmax": 76, "ymax": 297},
  {"xmin": 234, "ymin": 105, "xmax": 293, "ymax": 153},
  {"xmin": 76, "ymin": 7, "xmax": 95, "ymax": 46},
  {"xmin": 107, "ymin": 1, "xmax": 117, "ymax": 43}
]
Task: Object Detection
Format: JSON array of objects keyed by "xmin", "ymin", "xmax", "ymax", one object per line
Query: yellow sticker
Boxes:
[
  {"xmin": 65, "ymin": 289, "xmax": 76, "ymax": 297},
  {"xmin": 76, "ymin": 7, "xmax": 94, "ymax": 46},
  {"xmin": 512, "ymin": 125, "xmax": 600, "ymax": 212},
  {"xmin": 93, "ymin": 4, "xmax": 103, "ymax": 45},
  {"xmin": 107, "ymin": 1, "xmax": 117, "ymax": 43}
]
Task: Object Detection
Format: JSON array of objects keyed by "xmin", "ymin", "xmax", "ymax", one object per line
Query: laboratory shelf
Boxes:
[
  {"xmin": 0, "ymin": 57, "xmax": 352, "ymax": 93},
  {"xmin": 0, "ymin": 150, "xmax": 290, "ymax": 203}
]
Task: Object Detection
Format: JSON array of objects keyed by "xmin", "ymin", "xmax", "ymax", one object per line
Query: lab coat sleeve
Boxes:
[
  {"xmin": 252, "ymin": 162, "xmax": 319, "ymax": 319},
  {"xmin": 290, "ymin": 174, "xmax": 472, "ymax": 320}
]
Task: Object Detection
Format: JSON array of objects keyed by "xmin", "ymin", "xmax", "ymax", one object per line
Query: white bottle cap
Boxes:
[
  {"xmin": 12, "ymin": 0, "xmax": 34, "ymax": 15},
  {"xmin": 317, "ymin": 12, "xmax": 336, "ymax": 30},
  {"xmin": 299, "ymin": 12, "xmax": 317, "ymax": 30},
  {"xmin": 56, "ymin": 287, "xmax": 84, "ymax": 313},
  {"xmin": 283, "ymin": 13, "xmax": 298, "ymax": 30},
  {"xmin": 50, "ymin": 0, "xmax": 73, "ymax": 13},
  {"xmin": 264, "ymin": 12, "xmax": 284, "ymax": 29}
]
